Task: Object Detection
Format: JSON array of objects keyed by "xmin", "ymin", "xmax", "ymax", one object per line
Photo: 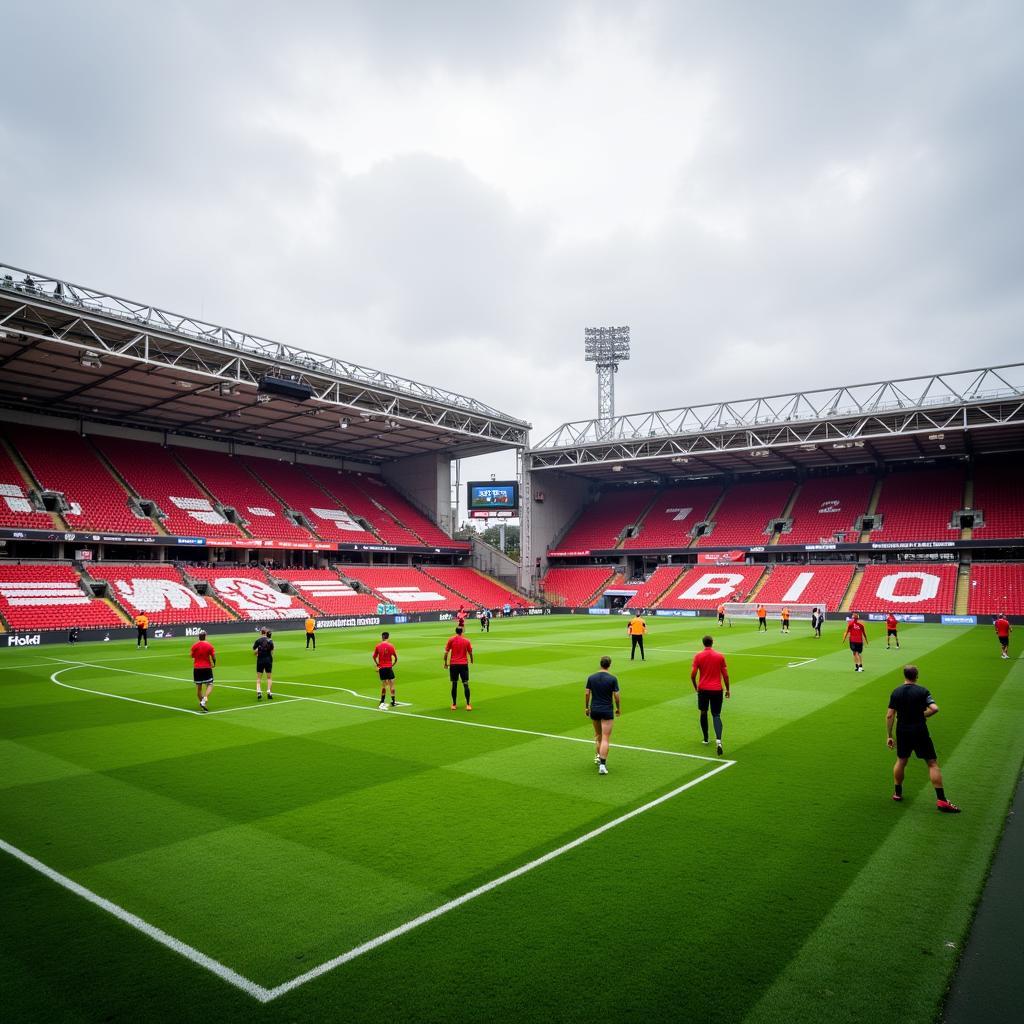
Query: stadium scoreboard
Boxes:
[{"xmin": 467, "ymin": 481, "xmax": 519, "ymax": 518}]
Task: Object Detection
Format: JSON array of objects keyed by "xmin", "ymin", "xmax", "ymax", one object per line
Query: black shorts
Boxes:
[
  {"xmin": 449, "ymin": 664, "xmax": 469, "ymax": 683},
  {"xmin": 998, "ymin": 635, "xmax": 1009, "ymax": 647},
  {"xmin": 137, "ymin": 626, "xmax": 148, "ymax": 637},
  {"xmin": 718, "ymin": 613, "xmax": 725, "ymax": 622},
  {"xmin": 896, "ymin": 726, "xmax": 937, "ymax": 761},
  {"xmin": 256, "ymin": 658, "xmax": 273, "ymax": 673},
  {"xmin": 758, "ymin": 616, "xmax": 766, "ymax": 624},
  {"xmin": 193, "ymin": 668, "xmax": 214, "ymax": 684},
  {"xmin": 849, "ymin": 642, "xmax": 864, "ymax": 654},
  {"xmin": 887, "ymin": 629, "xmax": 898, "ymax": 638},
  {"xmin": 378, "ymin": 667, "xmax": 395, "ymax": 681},
  {"xmin": 697, "ymin": 689, "xmax": 724, "ymax": 714},
  {"xmin": 589, "ymin": 709, "xmax": 614, "ymax": 721}
]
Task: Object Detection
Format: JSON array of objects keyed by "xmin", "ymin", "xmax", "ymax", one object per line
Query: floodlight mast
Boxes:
[{"xmin": 584, "ymin": 326, "xmax": 630, "ymax": 438}]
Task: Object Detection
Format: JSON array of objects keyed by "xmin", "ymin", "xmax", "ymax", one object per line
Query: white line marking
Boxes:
[
  {"xmin": 478, "ymin": 637, "xmax": 817, "ymax": 662},
  {"xmin": 1, "ymin": 760, "xmax": 734, "ymax": 1002},
  {"xmin": 0, "ymin": 836, "xmax": 269, "ymax": 1001},
  {"xmin": 47, "ymin": 659, "xmax": 725, "ymax": 763},
  {"xmin": 50, "ymin": 669, "xmax": 200, "ymax": 716},
  {"xmin": 265, "ymin": 759, "xmax": 735, "ymax": 999}
]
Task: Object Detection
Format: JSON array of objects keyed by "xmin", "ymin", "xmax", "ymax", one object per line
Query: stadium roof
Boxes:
[
  {"xmin": 0, "ymin": 263, "xmax": 529, "ymax": 463},
  {"xmin": 529, "ymin": 364, "xmax": 1024, "ymax": 483}
]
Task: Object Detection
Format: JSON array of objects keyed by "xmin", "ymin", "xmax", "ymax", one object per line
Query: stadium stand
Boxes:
[
  {"xmin": 624, "ymin": 484, "xmax": 723, "ymax": 549},
  {"xmin": 337, "ymin": 565, "xmax": 465, "ymax": 611},
  {"xmin": 968, "ymin": 563, "xmax": 1024, "ymax": 616},
  {"xmin": 0, "ymin": 440, "xmax": 58, "ymax": 530},
  {"xmin": 358, "ymin": 475, "xmax": 466, "ymax": 548},
  {"xmin": 872, "ymin": 466, "xmax": 965, "ymax": 543},
  {"xmin": 696, "ymin": 480, "xmax": 795, "ymax": 548},
  {"xmin": 0, "ymin": 564, "xmax": 124, "ymax": 630},
  {"xmin": 853, "ymin": 563, "xmax": 958, "ymax": 614},
  {"xmin": 421, "ymin": 566, "xmax": 533, "ymax": 610},
  {"xmin": 753, "ymin": 564, "xmax": 855, "ymax": 611},
  {"xmin": 8, "ymin": 427, "xmax": 158, "ymax": 534},
  {"xmin": 94, "ymin": 438, "xmax": 244, "ymax": 540},
  {"xmin": 87, "ymin": 564, "xmax": 234, "ymax": 623},
  {"xmin": 540, "ymin": 566, "xmax": 618, "ymax": 606},
  {"xmin": 623, "ymin": 566, "xmax": 687, "ymax": 608},
  {"xmin": 782, "ymin": 475, "xmax": 875, "ymax": 545},
  {"xmin": 185, "ymin": 566, "xmax": 310, "ymax": 620},
  {"xmin": 970, "ymin": 462, "xmax": 1024, "ymax": 540},
  {"xmin": 255, "ymin": 461, "xmax": 381, "ymax": 544},
  {"xmin": 552, "ymin": 489, "xmax": 657, "ymax": 552},
  {"xmin": 176, "ymin": 450, "xmax": 315, "ymax": 544},
  {"xmin": 658, "ymin": 565, "xmax": 766, "ymax": 609},
  {"xmin": 272, "ymin": 569, "xmax": 382, "ymax": 615},
  {"xmin": 304, "ymin": 467, "xmax": 424, "ymax": 547}
]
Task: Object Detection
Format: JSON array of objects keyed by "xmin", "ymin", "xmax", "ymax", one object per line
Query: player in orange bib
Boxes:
[
  {"xmin": 135, "ymin": 613, "xmax": 149, "ymax": 649},
  {"xmin": 780, "ymin": 607, "xmax": 791, "ymax": 634},
  {"xmin": 756, "ymin": 605, "xmax": 767, "ymax": 632}
]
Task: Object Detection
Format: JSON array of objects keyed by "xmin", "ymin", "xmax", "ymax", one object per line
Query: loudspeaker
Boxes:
[{"xmin": 257, "ymin": 376, "xmax": 314, "ymax": 402}]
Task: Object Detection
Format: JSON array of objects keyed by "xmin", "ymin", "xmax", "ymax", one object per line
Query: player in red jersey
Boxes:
[
  {"xmin": 190, "ymin": 630, "xmax": 216, "ymax": 712},
  {"xmin": 994, "ymin": 614, "xmax": 1011, "ymax": 659},
  {"xmin": 456, "ymin": 607, "xmax": 467, "ymax": 630},
  {"xmin": 885, "ymin": 612, "xmax": 901, "ymax": 649},
  {"xmin": 841, "ymin": 613, "xmax": 868, "ymax": 672},
  {"xmin": 444, "ymin": 626, "xmax": 474, "ymax": 710},
  {"xmin": 373, "ymin": 631, "xmax": 399, "ymax": 709},
  {"xmin": 691, "ymin": 634, "xmax": 730, "ymax": 756}
]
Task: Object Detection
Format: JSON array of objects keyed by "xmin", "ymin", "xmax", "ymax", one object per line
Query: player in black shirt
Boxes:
[
  {"xmin": 253, "ymin": 628, "xmax": 275, "ymax": 700},
  {"xmin": 586, "ymin": 656, "xmax": 621, "ymax": 775},
  {"xmin": 886, "ymin": 665, "xmax": 960, "ymax": 812}
]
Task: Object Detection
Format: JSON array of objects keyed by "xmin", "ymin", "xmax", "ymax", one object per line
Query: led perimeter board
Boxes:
[{"xmin": 467, "ymin": 480, "xmax": 519, "ymax": 519}]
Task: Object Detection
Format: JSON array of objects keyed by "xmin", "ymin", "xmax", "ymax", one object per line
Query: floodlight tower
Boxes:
[{"xmin": 584, "ymin": 326, "xmax": 630, "ymax": 435}]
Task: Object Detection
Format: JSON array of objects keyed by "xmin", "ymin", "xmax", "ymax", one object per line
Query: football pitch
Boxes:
[{"xmin": 1, "ymin": 616, "xmax": 1021, "ymax": 1024}]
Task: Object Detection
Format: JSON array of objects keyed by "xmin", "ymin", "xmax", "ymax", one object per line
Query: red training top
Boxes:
[
  {"xmin": 191, "ymin": 640, "xmax": 215, "ymax": 669},
  {"xmin": 995, "ymin": 616, "xmax": 1010, "ymax": 638},
  {"xmin": 692, "ymin": 648, "xmax": 727, "ymax": 691},
  {"xmin": 373, "ymin": 641, "xmax": 397, "ymax": 668},
  {"xmin": 445, "ymin": 634, "xmax": 473, "ymax": 665},
  {"xmin": 846, "ymin": 620, "xmax": 866, "ymax": 643},
  {"xmin": 886, "ymin": 614, "xmax": 898, "ymax": 630}
]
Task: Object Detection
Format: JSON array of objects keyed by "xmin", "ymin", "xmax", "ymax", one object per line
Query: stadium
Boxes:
[{"xmin": 1, "ymin": 260, "xmax": 1022, "ymax": 1023}]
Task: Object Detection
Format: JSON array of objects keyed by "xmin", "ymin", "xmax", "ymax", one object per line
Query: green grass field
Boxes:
[{"xmin": 1, "ymin": 615, "xmax": 1021, "ymax": 1024}]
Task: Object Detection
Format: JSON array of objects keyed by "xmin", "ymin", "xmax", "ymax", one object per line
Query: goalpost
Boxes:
[{"xmin": 725, "ymin": 602, "xmax": 826, "ymax": 621}]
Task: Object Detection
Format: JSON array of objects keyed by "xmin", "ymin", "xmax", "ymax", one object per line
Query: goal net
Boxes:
[{"xmin": 724, "ymin": 602, "xmax": 825, "ymax": 621}]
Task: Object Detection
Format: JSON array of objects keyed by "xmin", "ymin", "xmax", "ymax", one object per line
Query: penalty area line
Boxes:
[
  {"xmin": 265, "ymin": 759, "xmax": 736, "ymax": 1000},
  {"xmin": 0, "ymin": 836, "xmax": 270, "ymax": 1002}
]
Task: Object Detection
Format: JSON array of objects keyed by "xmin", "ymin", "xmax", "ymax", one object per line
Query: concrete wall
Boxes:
[
  {"xmin": 382, "ymin": 453, "xmax": 452, "ymax": 532},
  {"xmin": 523, "ymin": 471, "xmax": 593, "ymax": 584}
]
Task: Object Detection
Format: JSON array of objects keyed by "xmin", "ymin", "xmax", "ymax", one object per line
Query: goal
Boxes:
[{"xmin": 725, "ymin": 602, "xmax": 825, "ymax": 621}]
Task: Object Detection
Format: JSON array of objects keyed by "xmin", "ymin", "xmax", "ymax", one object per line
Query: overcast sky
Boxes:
[{"xmin": 3, "ymin": 2, "xmax": 1022, "ymax": 500}]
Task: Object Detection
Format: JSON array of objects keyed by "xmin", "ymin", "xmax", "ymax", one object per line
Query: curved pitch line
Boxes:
[{"xmin": 50, "ymin": 667, "xmax": 200, "ymax": 715}]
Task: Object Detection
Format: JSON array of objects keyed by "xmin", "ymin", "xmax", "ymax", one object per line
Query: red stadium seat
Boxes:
[
  {"xmin": 695, "ymin": 480, "xmax": 795, "ymax": 548},
  {"xmin": 94, "ymin": 438, "xmax": 244, "ymax": 540},
  {"xmin": 337, "ymin": 565, "xmax": 466, "ymax": 612},
  {"xmin": 8, "ymin": 427, "xmax": 158, "ymax": 535},
  {"xmin": 753, "ymin": 564, "xmax": 856, "ymax": 611},
  {"xmin": 853, "ymin": 563, "xmax": 957, "ymax": 614},
  {"xmin": 970, "ymin": 462, "xmax": 1024, "ymax": 541},
  {"xmin": 273, "ymin": 569, "xmax": 382, "ymax": 615},
  {"xmin": 623, "ymin": 566, "xmax": 688, "ymax": 608},
  {"xmin": 624, "ymin": 485, "xmax": 722, "ymax": 550},
  {"xmin": 658, "ymin": 565, "xmax": 766, "ymax": 609},
  {"xmin": 0, "ymin": 564, "xmax": 124, "ymax": 630},
  {"xmin": 872, "ymin": 467, "xmax": 965, "ymax": 543},
  {"xmin": 421, "ymin": 566, "xmax": 533, "ymax": 610},
  {"xmin": 967, "ymin": 563, "xmax": 1024, "ymax": 616},
  {"xmin": 185, "ymin": 566, "xmax": 311, "ymax": 620},
  {"xmin": 87, "ymin": 564, "xmax": 234, "ymax": 623},
  {"xmin": 783, "ymin": 476, "xmax": 875, "ymax": 545},
  {"xmin": 540, "ymin": 566, "xmax": 617, "ymax": 607},
  {"xmin": 552, "ymin": 490, "xmax": 657, "ymax": 553}
]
